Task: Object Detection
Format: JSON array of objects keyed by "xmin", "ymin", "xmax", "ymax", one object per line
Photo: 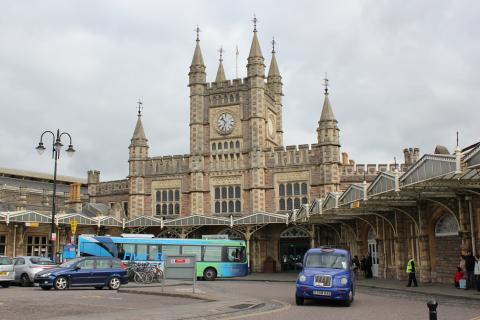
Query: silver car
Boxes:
[
  {"xmin": 0, "ymin": 256, "xmax": 14, "ymax": 288},
  {"xmin": 13, "ymin": 256, "xmax": 57, "ymax": 286}
]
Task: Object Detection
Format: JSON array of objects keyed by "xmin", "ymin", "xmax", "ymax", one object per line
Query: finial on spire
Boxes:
[
  {"xmin": 394, "ymin": 156, "xmax": 397, "ymax": 171},
  {"xmin": 137, "ymin": 98, "xmax": 143, "ymax": 116},
  {"xmin": 218, "ymin": 46, "xmax": 224, "ymax": 62},
  {"xmin": 252, "ymin": 14, "xmax": 258, "ymax": 32},
  {"xmin": 323, "ymin": 72, "xmax": 329, "ymax": 95},
  {"xmin": 195, "ymin": 25, "xmax": 201, "ymax": 42},
  {"xmin": 271, "ymin": 37, "xmax": 276, "ymax": 54}
]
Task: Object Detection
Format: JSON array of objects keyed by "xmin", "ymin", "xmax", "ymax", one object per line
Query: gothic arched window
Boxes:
[
  {"xmin": 235, "ymin": 141, "xmax": 240, "ymax": 149},
  {"xmin": 435, "ymin": 214, "xmax": 459, "ymax": 237},
  {"xmin": 214, "ymin": 185, "xmax": 241, "ymax": 214}
]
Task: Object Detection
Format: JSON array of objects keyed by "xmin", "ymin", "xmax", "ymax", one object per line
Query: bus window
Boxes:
[
  {"xmin": 203, "ymin": 246, "xmax": 222, "ymax": 262},
  {"xmin": 182, "ymin": 246, "xmax": 201, "ymax": 261},
  {"xmin": 162, "ymin": 245, "xmax": 180, "ymax": 257},
  {"xmin": 148, "ymin": 245, "xmax": 162, "ymax": 261},
  {"xmin": 226, "ymin": 247, "xmax": 245, "ymax": 262},
  {"xmin": 136, "ymin": 244, "xmax": 148, "ymax": 261},
  {"xmin": 122, "ymin": 243, "xmax": 135, "ymax": 261}
]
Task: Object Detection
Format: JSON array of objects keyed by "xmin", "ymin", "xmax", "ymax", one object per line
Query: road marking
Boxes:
[
  {"xmin": 222, "ymin": 299, "xmax": 291, "ymax": 320},
  {"xmin": 469, "ymin": 316, "xmax": 480, "ymax": 320}
]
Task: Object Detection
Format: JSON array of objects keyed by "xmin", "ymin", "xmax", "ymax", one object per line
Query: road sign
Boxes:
[
  {"xmin": 51, "ymin": 233, "xmax": 57, "ymax": 241},
  {"xmin": 163, "ymin": 254, "xmax": 197, "ymax": 293},
  {"xmin": 70, "ymin": 220, "xmax": 78, "ymax": 234}
]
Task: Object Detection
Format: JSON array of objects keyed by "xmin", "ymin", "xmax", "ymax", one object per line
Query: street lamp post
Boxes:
[{"xmin": 36, "ymin": 129, "xmax": 75, "ymax": 262}]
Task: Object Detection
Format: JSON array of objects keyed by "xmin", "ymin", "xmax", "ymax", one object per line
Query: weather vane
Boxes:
[
  {"xmin": 195, "ymin": 25, "xmax": 201, "ymax": 41},
  {"xmin": 218, "ymin": 46, "xmax": 224, "ymax": 62},
  {"xmin": 252, "ymin": 14, "xmax": 259, "ymax": 32},
  {"xmin": 137, "ymin": 98, "xmax": 143, "ymax": 116},
  {"xmin": 271, "ymin": 37, "xmax": 276, "ymax": 54},
  {"xmin": 323, "ymin": 72, "xmax": 329, "ymax": 94}
]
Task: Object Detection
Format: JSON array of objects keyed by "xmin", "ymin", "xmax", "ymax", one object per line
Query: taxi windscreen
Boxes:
[{"xmin": 305, "ymin": 252, "xmax": 348, "ymax": 270}]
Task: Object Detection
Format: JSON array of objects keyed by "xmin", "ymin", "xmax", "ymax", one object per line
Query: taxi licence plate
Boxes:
[
  {"xmin": 0, "ymin": 271, "xmax": 7, "ymax": 276},
  {"xmin": 313, "ymin": 290, "xmax": 331, "ymax": 296}
]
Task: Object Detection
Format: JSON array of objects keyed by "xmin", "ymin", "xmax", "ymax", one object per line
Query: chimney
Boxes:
[{"xmin": 342, "ymin": 152, "xmax": 349, "ymax": 165}]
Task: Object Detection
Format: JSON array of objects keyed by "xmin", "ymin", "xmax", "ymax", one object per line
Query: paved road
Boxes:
[
  {"xmin": 1, "ymin": 281, "xmax": 480, "ymax": 320},
  {"xmin": 206, "ymin": 280, "xmax": 480, "ymax": 320}
]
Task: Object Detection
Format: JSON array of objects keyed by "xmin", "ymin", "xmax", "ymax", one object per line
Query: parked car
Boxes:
[
  {"xmin": 13, "ymin": 256, "xmax": 57, "ymax": 286},
  {"xmin": 295, "ymin": 247, "xmax": 355, "ymax": 307},
  {"xmin": 0, "ymin": 256, "xmax": 15, "ymax": 288},
  {"xmin": 34, "ymin": 256, "xmax": 128, "ymax": 290}
]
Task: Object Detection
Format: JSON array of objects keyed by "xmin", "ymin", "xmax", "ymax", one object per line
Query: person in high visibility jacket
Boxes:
[{"xmin": 406, "ymin": 256, "xmax": 418, "ymax": 287}]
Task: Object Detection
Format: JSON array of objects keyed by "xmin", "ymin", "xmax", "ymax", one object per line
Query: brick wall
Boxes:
[{"xmin": 432, "ymin": 235, "xmax": 461, "ymax": 284}]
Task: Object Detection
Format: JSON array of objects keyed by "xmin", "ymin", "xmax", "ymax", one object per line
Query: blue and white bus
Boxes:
[{"xmin": 78, "ymin": 234, "xmax": 248, "ymax": 280}]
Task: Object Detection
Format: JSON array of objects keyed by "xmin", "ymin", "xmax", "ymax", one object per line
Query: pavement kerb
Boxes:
[
  {"xmin": 356, "ymin": 283, "xmax": 480, "ymax": 302},
  {"xmin": 118, "ymin": 288, "xmax": 217, "ymax": 302}
]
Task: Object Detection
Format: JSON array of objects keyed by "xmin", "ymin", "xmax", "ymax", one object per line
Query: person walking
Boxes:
[
  {"xmin": 365, "ymin": 252, "xmax": 373, "ymax": 279},
  {"xmin": 360, "ymin": 256, "xmax": 366, "ymax": 278},
  {"xmin": 474, "ymin": 253, "xmax": 480, "ymax": 292},
  {"xmin": 406, "ymin": 255, "xmax": 418, "ymax": 287},
  {"xmin": 352, "ymin": 255, "xmax": 360, "ymax": 277},
  {"xmin": 462, "ymin": 251, "xmax": 476, "ymax": 290}
]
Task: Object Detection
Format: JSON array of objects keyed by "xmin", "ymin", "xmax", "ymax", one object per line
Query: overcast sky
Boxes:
[{"xmin": 0, "ymin": 0, "xmax": 478, "ymax": 181}]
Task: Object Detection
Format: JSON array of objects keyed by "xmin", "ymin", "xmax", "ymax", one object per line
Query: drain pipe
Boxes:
[
  {"xmin": 13, "ymin": 225, "xmax": 17, "ymax": 257},
  {"xmin": 466, "ymin": 196, "xmax": 476, "ymax": 256}
]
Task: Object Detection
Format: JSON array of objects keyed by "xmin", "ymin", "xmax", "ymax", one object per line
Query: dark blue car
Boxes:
[
  {"xmin": 34, "ymin": 256, "xmax": 128, "ymax": 290},
  {"xmin": 295, "ymin": 247, "xmax": 355, "ymax": 306}
]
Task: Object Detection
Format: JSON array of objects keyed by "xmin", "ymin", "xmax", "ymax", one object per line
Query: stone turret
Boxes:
[
  {"xmin": 189, "ymin": 29, "xmax": 207, "ymax": 155},
  {"xmin": 267, "ymin": 40, "xmax": 284, "ymax": 145},
  {"xmin": 215, "ymin": 49, "xmax": 226, "ymax": 82},
  {"xmin": 128, "ymin": 109, "xmax": 149, "ymax": 217}
]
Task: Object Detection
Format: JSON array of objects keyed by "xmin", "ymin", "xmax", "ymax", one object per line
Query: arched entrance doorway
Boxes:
[
  {"xmin": 367, "ymin": 228, "xmax": 379, "ymax": 277},
  {"xmin": 280, "ymin": 227, "xmax": 310, "ymax": 272},
  {"xmin": 432, "ymin": 213, "xmax": 460, "ymax": 283}
]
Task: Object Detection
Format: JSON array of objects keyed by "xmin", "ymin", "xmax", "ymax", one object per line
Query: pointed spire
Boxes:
[
  {"xmin": 248, "ymin": 15, "xmax": 263, "ymax": 58},
  {"xmin": 319, "ymin": 74, "xmax": 336, "ymax": 122},
  {"xmin": 215, "ymin": 47, "xmax": 226, "ymax": 82},
  {"xmin": 190, "ymin": 25, "xmax": 205, "ymax": 67},
  {"xmin": 131, "ymin": 100, "xmax": 148, "ymax": 146},
  {"xmin": 268, "ymin": 37, "xmax": 280, "ymax": 78}
]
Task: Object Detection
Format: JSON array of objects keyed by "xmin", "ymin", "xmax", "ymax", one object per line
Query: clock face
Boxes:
[{"xmin": 217, "ymin": 113, "xmax": 235, "ymax": 134}]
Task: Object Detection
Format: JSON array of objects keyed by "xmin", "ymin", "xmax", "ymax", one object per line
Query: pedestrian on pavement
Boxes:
[
  {"xmin": 474, "ymin": 253, "xmax": 480, "ymax": 292},
  {"xmin": 360, "ymin": 256, "xmax": 366, "ymax": 278},
  {"xmin": 365, "ymin": 252, "xmax": 373, "ymax": 279},
  {"xmin": 462, "ymin": 250, "xmax": 476, "ymax": 290},
  {"xmin": 406, "ymin": 255, "xmax": 418, "ymax": 287},
  {"xmin": 454, "ymin": 266, "xmax": 464, "ymax": 288},
  {"xmin": 352, "ymin": 255, "xmax": 360, "ymax": 277}
]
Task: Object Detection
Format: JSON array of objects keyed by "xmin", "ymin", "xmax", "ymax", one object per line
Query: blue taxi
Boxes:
[{"xmin": 295, "ymin": 247, "xmax": 355, "ymax": 306}]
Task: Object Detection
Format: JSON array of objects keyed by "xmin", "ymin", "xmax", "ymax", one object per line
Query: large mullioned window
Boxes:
[
  {"xmin": 278, "ymin": 182, "xmax": 309, "ymax": 211},
  {"xmin": 155, "ymin": 189, "xmax": 180, "ymax": 215},
  {"xmin": 214, "ymin": 185, "xmax": 241, "ymax": 214}
]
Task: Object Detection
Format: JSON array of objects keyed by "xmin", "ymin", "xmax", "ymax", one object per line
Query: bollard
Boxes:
[{"xmin": 427, "ymin": 299, "xmax": 438, "ymax": 320}]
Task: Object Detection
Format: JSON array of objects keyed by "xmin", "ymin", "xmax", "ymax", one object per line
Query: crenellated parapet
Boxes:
[
  {"xmin": 94, "ymin": 179, "xmax": 129, "ymax": 195},
  {"xmin": 150, "ymin": 154, "xmax": 190, "ymax": 175},
  {"xmin": 265, "ymin": 144, "xmax": 318, "ymax": 167}
]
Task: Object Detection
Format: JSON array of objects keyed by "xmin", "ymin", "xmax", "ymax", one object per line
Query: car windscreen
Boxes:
[
  {"xmin": 59, "ymin": 258, "xmax": 83, "ymax": 268},
  {"xmin": 0, "ymin": 257, "xmax": 12, "ymax": 265},
  {"xmin": 305, "ymin": 252, "xmax": 348, "ymax": 270},
  {"xmin": 30, "ymin": 257, "xmax": 56, "ymax": 265}
]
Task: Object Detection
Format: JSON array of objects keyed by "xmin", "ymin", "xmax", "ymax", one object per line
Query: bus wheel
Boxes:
[{"xmin": 203, "ymin": 268, "xmax": 217, "ymax": 281}]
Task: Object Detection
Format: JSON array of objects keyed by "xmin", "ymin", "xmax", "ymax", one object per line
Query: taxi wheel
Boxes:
[
  {"xmin": 343, "ymin": 288, "xmax": 354, "ymax": 307},
  {"xmin": 295, "ymin": 295, "xmax": 304, "ymax": 306},
  {"xmin": 54, "ymin": 276, "xmax": 68, "ymax": 290}
]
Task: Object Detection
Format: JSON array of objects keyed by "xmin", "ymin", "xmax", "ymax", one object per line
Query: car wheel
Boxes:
[
  {"xmin": 343, "ymin": 288, "xmax": 354, "ymax": 307},
  {"xmin": 21, "ymin": 274, "xmax": 32, "ymax": 287},
  {"xmin": 203, "ymin": 268, "xmax": 217, "ymax": 281},
  {"xmin": 295, "ymin": 295, "xmax": 304, "ymax": 306},
  {"xmin": 95, "ymin": 286, "xmax": 104, "ymax": 290},
  {"xmin": 108, "ymin": 277, "xmax": 121, "ymax": 290},
  {"xmin": 41, "ymin": 286, "xmax": 51, "ymax": 290},
  {"xmin": 54, "ymin": 276, "xmax": 68, "ymax": 290},
  {"xmin": 0, "ymin": 282, "xmax": 10, "ymax": 288}
]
